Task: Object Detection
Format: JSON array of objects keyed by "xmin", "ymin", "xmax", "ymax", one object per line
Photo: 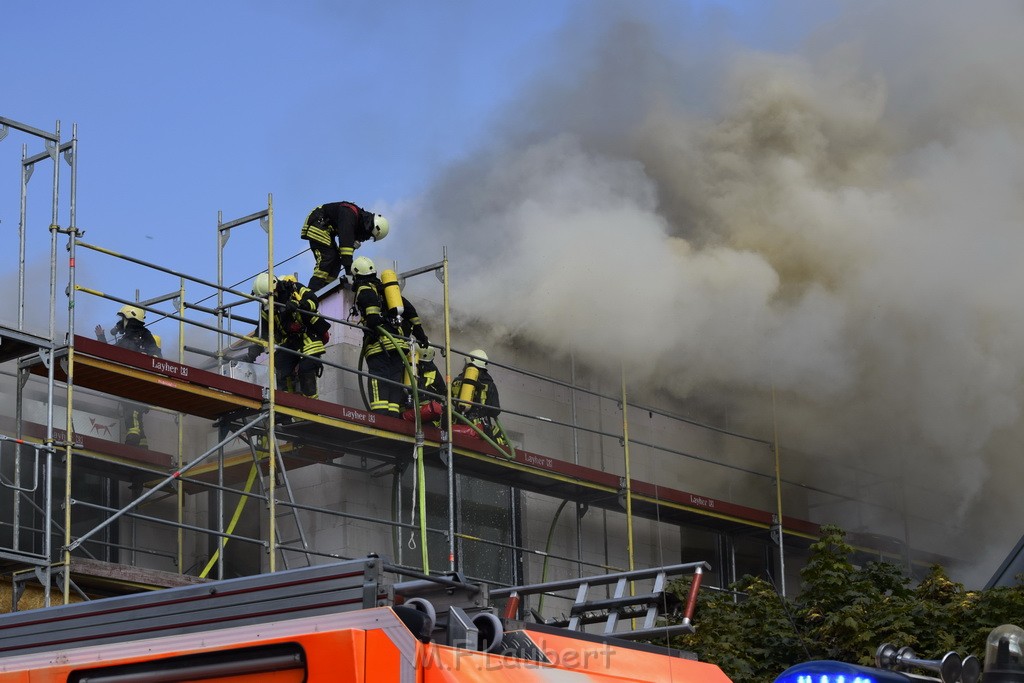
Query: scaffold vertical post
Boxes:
[
  {"xmin": 621, "ymin": 364, "xmax": 635, "ymax": 574},
  {"xmin": 266, "ymin": 193, "xmax": 277, "ymax": 573},
  {"xmin": 443, "ymin": 248, "xmax": 455, "ymax": 573},
  {"xmin": 177, "ymin": 276, "xmax": 186, "ymax": 573},
  {"xmin": 46, "ymin": 119, "xmax": 61, "ymax": 608},
  {"xmin": 18, "ymin": 144, "xmax": 27, "ymax": 328},
  {"xmin": 60, "ymin": 122, "xmax": 79, "ymax": 607},
  {"xmin": 216, "ymin": 209, "xmax": 229, "ymax": 371}
]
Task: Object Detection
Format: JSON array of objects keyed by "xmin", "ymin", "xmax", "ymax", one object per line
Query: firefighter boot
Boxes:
[{"xmin": 299, "ymin": 372, "xmax": 318, "ymax": 400}]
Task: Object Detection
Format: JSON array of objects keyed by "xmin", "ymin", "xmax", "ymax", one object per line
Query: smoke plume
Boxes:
[{"xmin": 396, "ymin": 1, "xmax": 1024, "ymax": 585}]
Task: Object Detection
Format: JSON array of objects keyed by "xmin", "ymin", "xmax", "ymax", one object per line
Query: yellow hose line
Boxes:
[
  {"xmin": 376, "ymin": 327, "xmax": 429, "ymax": 573},
  {"xmin": 199, "ymin": 458, "xmax": 260, "ymax": 578}
]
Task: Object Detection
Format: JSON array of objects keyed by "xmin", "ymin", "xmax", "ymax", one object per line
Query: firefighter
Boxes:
[
  {"xmin": 246, "ymin": 272, "xmax": 330, "ymax": 399},
  {"xmin": 450, "ymin": 349, "xmax": 506, "ymax": 445},
  {"xmin": 95, "ymin": 305, "xmax": 162, "ymax": 447},
  {"xmin": 402, "ymin": 345, "xmax": 446, "ymax": 423},
  {"xmin": 351, "ymin": 256, "xmax": 417, "ymax": 417},
  {"xmin": 300, "ymin": 201, "xmax": 389, "ymax": 293}
]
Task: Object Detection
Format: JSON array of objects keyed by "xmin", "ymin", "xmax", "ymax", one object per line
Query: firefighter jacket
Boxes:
[
  {"xmin": 451, "ymin": 367, "xmax": 500, "ymax": 420},
  {"xmin": 299, "ymin": 202, "xmax": 376, "ymax": 275},
  {"xmin": 353, "ymin": 276, "xmax": 410, "ymax": 358},
  {"xmin": 399, "ymin": 296, "xmax": 429, "ymax": 348},
  {"xmin": 255, "ymin": 280, "xmax": 329, "ymax": 356},
  {"xmin": 416, "ymin": 360, "xmax": 446, "ymax": 402},
  {"xmin": 115, "ymin": 319, "xmax": 162, "ymax": 358}
]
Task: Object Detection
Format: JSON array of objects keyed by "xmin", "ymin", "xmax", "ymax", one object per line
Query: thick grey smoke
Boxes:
[{"xmin": 397, "ymin": 1, "xmax": 1024, "ymax": 585}]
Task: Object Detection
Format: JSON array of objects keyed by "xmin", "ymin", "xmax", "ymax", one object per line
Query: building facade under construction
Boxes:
[{"xmin": 0, "ymin": 115, "xmax": 962, "ymax": 619}]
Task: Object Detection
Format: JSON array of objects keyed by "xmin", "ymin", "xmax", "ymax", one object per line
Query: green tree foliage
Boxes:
[{"xmin": 668, "ymin": 525, "xmax": 1024, "ymax": 683}]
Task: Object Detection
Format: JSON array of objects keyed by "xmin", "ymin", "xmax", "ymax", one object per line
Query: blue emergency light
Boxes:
[{"xmin": 774, "ymin": 660, "xmax": 915, "ymax": 683}]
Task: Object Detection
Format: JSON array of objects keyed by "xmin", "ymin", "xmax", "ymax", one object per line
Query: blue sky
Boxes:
[
  {"xmin": 1, "ymin": 1, "xmax": 581, "ymax": 307},
  {"xmin": 1, "ymin": 0, "xmax": 827, "ymax": 316}
]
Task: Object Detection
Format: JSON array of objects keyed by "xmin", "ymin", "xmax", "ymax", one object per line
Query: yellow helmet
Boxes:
[
  {"xmin": 419, "ymin": 346, "xmax": 435, "ymax": 363},
  {"xmin": 371, "ymin": 215, "xmax": 389, "ymax": 241},
  {"xmin": 118, "ymin": 304, "xmax": 145, "ymax": 322},
  {"xmin": 467, "ymin": 349, "xmax": 488, "ymax": 370},
  {"xmin": 251, "ymin": 272, "xmax": 277, "ymax": 296},
  {"xmin": 351, "ymin": 255, "xmax": 376, "ymax": 277}
]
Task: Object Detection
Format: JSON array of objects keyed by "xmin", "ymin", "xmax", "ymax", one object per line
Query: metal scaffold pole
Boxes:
[
  {"xmin": 61, "ymin": 123, "xmax": 79, "ymax": 605},
  {"xmin": 621, "ymin": 365, "xmax": 635, "ymax": 574},
  {"xmin": 177, "ymin": 277, "xmax": 186, "ymax": 573},
  {"xmin": 1, "ymin": 115, "xmax": 69, "ymax": 607},
  {"xmin": 18, "ymin": 144, "xmax": 27, "ymax": 328},
  {"xmin": 443, "ymin": 248, "xmax": 455, "ymax": 573},
  {"xmin": 43, "ymin": 120, "xmax": 61, "ymax": 607},
  {"xmin": 266, "ymin": 193, "xmax": 277, "ymax": 573},
  {"xmin": 217, "ymin": 210, "xmax": 226, "ymax": 368}
]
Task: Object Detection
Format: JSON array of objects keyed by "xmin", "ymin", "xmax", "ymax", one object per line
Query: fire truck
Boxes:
[{"xmin": 0, "ymin": 556, "xmax": 732, "ymax": 682}]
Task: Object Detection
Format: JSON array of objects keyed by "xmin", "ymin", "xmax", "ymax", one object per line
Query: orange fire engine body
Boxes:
[
  {"xmin": 0, "ymin": 559, "xmax": 730, "ymax": 682},
  {"xmin": 0, "ymin": 609, "xmax": 732, "ymax": 682}
]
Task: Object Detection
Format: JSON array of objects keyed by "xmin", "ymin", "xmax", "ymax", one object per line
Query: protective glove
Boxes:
[
  {"xmin": 284, "ymin": 299, "xmax": 298, "ymax": 313},
  {"xmin": 340, "ymin": 274, "xmax": 353, "ymax": 290},
  {"xmin": 246, "ymin": 345, "xmax": 262, "ymax": 362}
]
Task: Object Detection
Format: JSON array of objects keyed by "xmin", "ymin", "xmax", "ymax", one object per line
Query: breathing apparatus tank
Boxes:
[
  {"xmin": 380, "ymin": 269, "xmax": 404, "ymax": 320},
  {"xmin": 405, "ymin": 345, "xmax": 427, "ymax": 389},
  {"xmin": 458, "ymin": 363, "xmax": 480, "ymax": 407}
]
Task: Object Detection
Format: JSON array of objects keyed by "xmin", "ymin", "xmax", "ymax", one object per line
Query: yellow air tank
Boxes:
[
  {"xmin": 380, "ymin": 269, "xmax": 404, "ymax": 319},
  {"xmin": 458, "ymin": 364, "xmax": 480, "ymax": 406}
]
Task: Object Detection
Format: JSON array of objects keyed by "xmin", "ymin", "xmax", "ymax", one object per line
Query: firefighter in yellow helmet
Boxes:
[
  {"xmin": 351, "ymin": 256, "xmax": 428, "ymax": 417},
  {"xmin": 247, "ymin": 272, "xmax": 330, "ymax": 399},
  {"xmin": 299, "ymin": 201, "xmax": 389, "ymax": 293},
  {"xmin": 450, "ymin": 349, "xmax": 506, "ymax": 445},
  {"xmin": 95, "ymin": 304, "xmax": 162, "ymax": 447}
]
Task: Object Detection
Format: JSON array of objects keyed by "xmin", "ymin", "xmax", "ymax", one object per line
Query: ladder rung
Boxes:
[{"xmin": 570, "ymin": 592, "xmax": 664, "ymax": 614}]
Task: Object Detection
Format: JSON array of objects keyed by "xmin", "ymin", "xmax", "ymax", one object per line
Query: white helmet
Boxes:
[
  {"xmin": 251, "ymin": 272, "xmax": 277, "ymax": 297},
  {"xmin": 467, "ymin": 349, "xmax": 488, "ymax": 369},
  {"xmin": 419, "ymin": 346, "xmax": 435, "ymax": 363},
  {"xmin": 118, "ymin": 304, "xmax": 145, "ymax": 322},
  {"xmin": 351, "ymin": 255, "xmax": 376, "ymax": 277},
  {"xmin": 371, "ymin": 215, "xmax": 389, "ymax": 241}
]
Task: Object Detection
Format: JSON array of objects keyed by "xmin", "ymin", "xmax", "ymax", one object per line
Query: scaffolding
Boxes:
[{"xmin": 0, "ymin": 117, "xmax": 950, "ymax": 620}]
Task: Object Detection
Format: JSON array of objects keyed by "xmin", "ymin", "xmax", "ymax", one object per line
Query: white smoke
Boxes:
[{"xmin": 395, "ymin": 1, "xmax": 1024, "ymax": 584}]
